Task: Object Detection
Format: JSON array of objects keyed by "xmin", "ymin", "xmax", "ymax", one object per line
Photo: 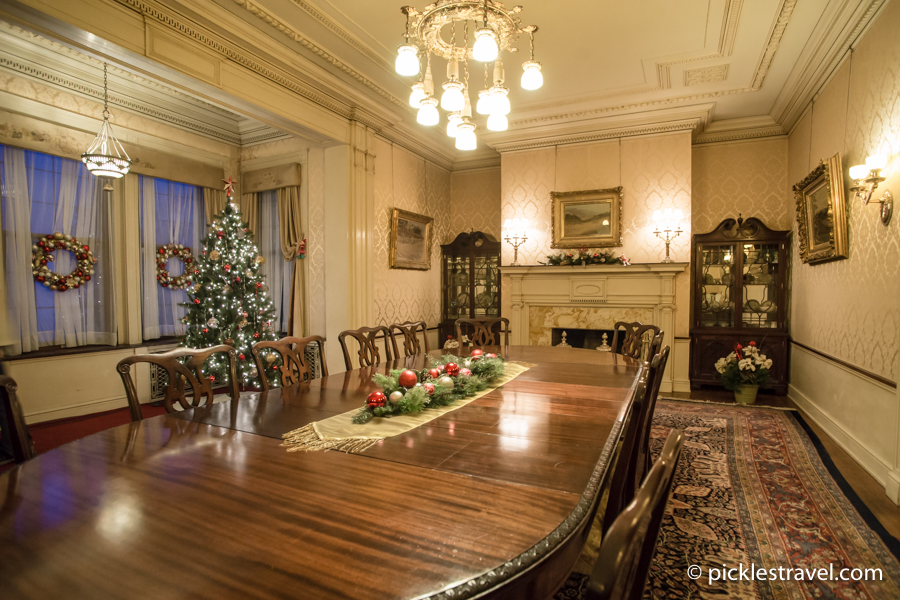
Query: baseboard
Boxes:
[
  {"xmin": 24, "ymin": 395, "xmax": 129, "ymax": 424},
  {"xmin": 788, "ymin": 383, "xmax": 893, "ymax": 495},
  {"xmin": 673, "ymin": 379, "xmax": 691, "ymax": 392}
]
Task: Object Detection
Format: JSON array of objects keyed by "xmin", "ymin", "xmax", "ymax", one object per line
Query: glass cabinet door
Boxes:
[
  {"xmin": 698, "ymin": 244, "xmax": 735, "ymax": 328},
  {"xmin": 473, "ymin": 254, "xmax": 500, "ymax": 317},
  {"xmin": 444, "ymin": 255, "xmax": 469, "ymax": 321},
  {"xmin": 740, "ymin": 242, "xmax": 781, "ymax": 329}
]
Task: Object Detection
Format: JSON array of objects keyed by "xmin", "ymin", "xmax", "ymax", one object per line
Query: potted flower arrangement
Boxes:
[{"xmin": 714, "ymin": 341, "xmax": 772, "ymax": 404}]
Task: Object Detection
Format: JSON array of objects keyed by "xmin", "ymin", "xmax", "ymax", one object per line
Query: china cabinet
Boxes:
[
  {"xmin": 439, "ymin": 231, "xmax": 501, "ymax": 342},
  {"xmin": 690, "ymin": 217, "xmax": 790, "ymax": 394}
]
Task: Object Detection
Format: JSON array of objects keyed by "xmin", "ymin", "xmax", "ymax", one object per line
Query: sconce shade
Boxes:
[
  {"xmin": 521, "ymin": 61, "xmax": 543, "ymax": 90},
  {"xmin": 849, "ymin": 164, "xmax": 869, "ymax": 180},
  {"xmin": 866, "ymin": 154, "xmax": 888, "ymax": 171}
]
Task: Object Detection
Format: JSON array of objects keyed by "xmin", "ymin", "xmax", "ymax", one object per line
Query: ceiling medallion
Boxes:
[
  {"xmin": 81, "ymin": 63, "xmax": 133, "ymax": 179},
  {"xmin": 397, "ymin": 1, "xmax": 542, "ymax": 150}
]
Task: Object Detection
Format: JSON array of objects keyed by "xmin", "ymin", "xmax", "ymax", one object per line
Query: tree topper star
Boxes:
[{"xmin": 222, "ymin": 176, "xmax": 237, "ymax": 197}]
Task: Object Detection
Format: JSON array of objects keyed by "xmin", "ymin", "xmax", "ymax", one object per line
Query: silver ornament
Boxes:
[
  {"xmin": 389, "ymin": 391, "xmax": 404, "ymax": 404},
  {"xmin": 249, "ymin": 368, "xmax": 259, "ymax": 378},
  {"xmin": 236, "ymin": 229, "xmax": 245, "ymax": 239},
  {"xmin": 207, "ymin": 318, "xmax": 219, "ymax": 328},
  {"xmin": 223, "ymin": 285, "xmax": 232, "ymax": 293},
  {"xmin": 265, "ymin": 354, "xmax": 277, "ymax": 364},
  {"xmin": 436, "ymin": 376, "xmax": 454, "ymax": 389}
]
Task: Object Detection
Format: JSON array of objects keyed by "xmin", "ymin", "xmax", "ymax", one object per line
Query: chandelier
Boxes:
[
  {"xmin": 81, "ymin": 63, "xmax": 133, "ymax": 178},
  {"xmin": 396, "ymin": 1, "xmax": 542, "ymax": 150}
]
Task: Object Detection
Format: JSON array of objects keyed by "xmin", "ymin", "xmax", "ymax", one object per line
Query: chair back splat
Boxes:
[
  {"xmin": 611, "ymin": 321, "xmax": 660, "ymax": 360},
  {"xmin": 0, "ymin": 375, "xmax": 35, "ymax": 463},
  {"xmin": 251, "ymin": 335, "xmax": 328, "ymax": 391},
  {"xmin": 389, "ymin": 321, "xmax": 429, "ymax": 357},
  {"xmin": 586, "ymin": 429, "xmax": 685, "ymax": 600},
  {"xmin": 454, "ymin": 317, "xmax": 510, "ymax": 347},
  {"xmin": 116, "ymin": 344, "xmax": 239, "ymax": 420},
  {"xmin": 338, "ymin": 326, "xmax": 395, "ymax": 370}
]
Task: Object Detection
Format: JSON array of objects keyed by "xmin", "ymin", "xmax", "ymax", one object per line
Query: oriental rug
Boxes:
[{"xmin": 556, "ymin": 400, "xmax": 900, "ymax": 599}]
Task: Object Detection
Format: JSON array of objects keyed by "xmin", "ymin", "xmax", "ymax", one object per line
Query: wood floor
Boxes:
[{"xmin": 668, "ymin": 389, "xmax": 900, "ymax": 541}]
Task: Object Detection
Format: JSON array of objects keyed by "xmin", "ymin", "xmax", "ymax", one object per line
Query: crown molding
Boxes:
[
  {"xmin": 490, "ymin": 119, "xmax": 700, "ymax": 153},
  {"xmin": 451, "ymin": 158, "xmax": 501, "ymax": 172},
  {"xmin": 770, "ymin": 0, "xmax": 886, "ymax": 132},
  {"xmin": 693, "ymin": 115, "xmax": 786, "ymax": 144}
]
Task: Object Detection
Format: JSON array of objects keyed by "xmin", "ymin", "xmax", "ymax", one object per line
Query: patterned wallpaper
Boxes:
[
  {"xmin": 306, "ymin": 148, "xmax": 326, "ymax": 337},
  {"xmin": 449, "ymin": 168, "xmax": 502, "ymax": 240},
  {"xmin": 692, "ymin": 138, "xmax": 791, "ymax": 234},
  {"xmin": 372, "ymin": 138, "xmax": 450, "ymax": 328},
  {"xmin": 788, "ymin": 1, "xmax": 900, "ymax": 381},
  {"xmin": 499, "ymin": 133, "xmax": 692, "ymax": 336}
]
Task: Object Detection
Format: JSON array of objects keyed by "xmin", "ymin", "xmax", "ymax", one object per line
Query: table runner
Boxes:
[{"xmin": 282, "ymin": 362, "xmax": 532, "ymax": 453}]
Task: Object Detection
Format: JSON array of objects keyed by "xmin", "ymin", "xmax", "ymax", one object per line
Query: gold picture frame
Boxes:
[
  {"xmin": 793, "ymin": 153, "xmax": 848, "ymax": 265},
  {"xmin": 389, "ymin": 208, "xmax": 434, "ymax": 270},
  {"xmin": 551, "ymin": 187, "xmax": 623, "ymax": 249}
]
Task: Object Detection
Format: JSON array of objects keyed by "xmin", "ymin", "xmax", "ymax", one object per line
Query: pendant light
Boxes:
[
  {"xmin": 81, "ymin": 63, "xmax": 133, "ymax": 178},
  {"xmin": 395, "ymin": 8, "xmax": 420, "ymax": 76},
  {"xmin": 520, "ymin": 26, "xmax": 543, "ymax": 90}
]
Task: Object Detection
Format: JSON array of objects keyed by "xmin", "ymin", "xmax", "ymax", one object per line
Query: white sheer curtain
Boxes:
[
  {"xmin": 1, "ymin": 147, "xmax": 39, "ymax": 355},
  {"xmin": 50, "ymin": 159, "xmax": 117, "ymax": 347},
  {"xmin": 140, "ymin": 176, "xmax": 204, "ymax": 339},
  {"xmin": 258, "ymin": 190, "xmax": 294, "ymax": 333}
]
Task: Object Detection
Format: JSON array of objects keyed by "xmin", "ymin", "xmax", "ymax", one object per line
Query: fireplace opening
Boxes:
[{"xmin": 550, "ymin": 327, "xmax": 620, "ymax": 352}]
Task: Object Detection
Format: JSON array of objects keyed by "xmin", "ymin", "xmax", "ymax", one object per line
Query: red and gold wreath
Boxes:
[
  {"xmin": 32, "ymin": 232, "xmax": 96, "ymax": 293},
  {"xmin": 156, "ymin": 244, "xmax": 194, "ymax": 289}
]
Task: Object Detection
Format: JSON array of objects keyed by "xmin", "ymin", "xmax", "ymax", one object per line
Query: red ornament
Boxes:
[
  {"xmin": 469, "ymin": 349, "xmax": 484, "ymax": 357},
  {"xmin": 36, "ymin": 277, "xmax": 44, "ymax": 283},
  {"xmin": 58, "ymin": 285, "xmax": 67, "ymax": 292},
  {"xmin": 224, "ymin": 265, "xmax": 231, "ymax": 271},
  {"xmin": 235, "ymin": 277, "xmax": 241, "ymax": 283},
  {"xmin": 459, "ymin": 368, "xmax": 472, "ymax": 377},
  {"xmin": 485, "ymin": 353, "xmax": 497, "ymax": 359},
  {"xmin": 158, "ymin": 247, "xmax": 165, "ymax": 254},
  {"xmin": 238, "ymin": 354, "xmax": 245, "ymax": 361},
  {"xmin": 444, "ymin": 363, "xmax": 460, "ymax": 377},
  {"xmin": 41, "ymin": 259, "xmax": 47, "ymax": 265},
  {"xmin": 366, "ymin": 391, "xmax": 387, "ymax": 408},
  {"xmin": 423, "ymin": 382, "xmax": 435, "ymax": 395},
  {"xmin": 208, "ymin": 375, "xmax": 215, "ymax": 381},
  {"xmin": 398, "ymin": 370, "xmax": 418, "ymax": 388},
  {"xmin": 82, "ymin": 245, "xmax": 89, "ymax": 251},
  {"xmin": 203, "ymin": 328, "xmax": 209, "ymax": 333},
  {"xmin": 242, "ymin": 312, "xmax": 248, "ymax": 317},
  {"xmin": 161, "ymin": 283, "xmax": 168, "ymax": 288},
  {"xmin": 216, "ymin": 230, "xmax": 224, "ymax": 237},
  {"xmin": 253, "ymin": 332, "xmax": 260, "ymax": 338},
  {"xmin": 84, "ymin": 275, "xmax": 91, "ymax": 282},
  {"xmin": 749, "ymin": 341, "xmax": 757, "ymax": 347},
  {"xmin": 193, "ymin": 298, "xmax": 200, "ymax": 304},
  {"xmin": 256, "ymin": 282, "xmax": 262, "ymax": 289},
  {"xmin": 38, "ymin": 241, "xmax": 45, "ymax": 247},
  {"xmin": 428, "ymin": 368, "xmax": 440, "ymax": 379}
]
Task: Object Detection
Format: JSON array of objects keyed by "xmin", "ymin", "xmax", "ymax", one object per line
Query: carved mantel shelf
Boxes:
[{"xmin": 500, "ymin": 262, "xmax": 688, "ymax": 391}]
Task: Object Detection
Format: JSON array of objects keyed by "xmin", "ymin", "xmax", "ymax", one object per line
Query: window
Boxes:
[
  {"xmin": 257, "ymin": 190, "xmax": 295, "ymax": 334},
  {"xmin": 139, "ymin": 176, "xmax": 204, "ymax": 340},
  {"xmin": 0, "ymin": 145, "xmax": 116, "ymax": 354}
]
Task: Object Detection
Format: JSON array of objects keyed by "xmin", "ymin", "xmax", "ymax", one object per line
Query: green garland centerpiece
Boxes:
[
  {"xmin": 353, "ymin": 349, "xmax": 506, "ymax": 424},
  {"xmin": 541, "ymin": 247, "xmax": 631, "ymax": 266}
]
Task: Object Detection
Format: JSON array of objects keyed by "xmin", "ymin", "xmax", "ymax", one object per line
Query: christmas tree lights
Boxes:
[{"xmin": 180, "ymin": 179, "xmax": 280, "ymax": 388}]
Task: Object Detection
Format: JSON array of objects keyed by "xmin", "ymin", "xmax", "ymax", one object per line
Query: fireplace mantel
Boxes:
[{"xmin": 501, "ymin": 262, "xmax": 688, "ymax": 391}]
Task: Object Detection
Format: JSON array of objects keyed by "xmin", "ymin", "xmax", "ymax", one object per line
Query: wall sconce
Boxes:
[
  {"xmin": 503, "ymin": 218, "xmax": 528, "ymax": 266},
  {"xmin": 849, "ymin": 154, "xmax": 892, "ymax": 225},
  {"xmin": 652, "ymin": 208, "xmax": 683, "ymax": 263}
]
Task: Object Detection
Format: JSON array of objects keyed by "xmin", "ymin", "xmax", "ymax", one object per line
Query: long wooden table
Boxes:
[{"xmin": 0, "ymin": 346, "xmax": 642, "ymax": 599}]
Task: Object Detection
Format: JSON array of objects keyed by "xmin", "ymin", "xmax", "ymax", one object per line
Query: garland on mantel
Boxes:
[{"xmin": 540, "ymin": 248, "xmax": 630, "ymax": 266}]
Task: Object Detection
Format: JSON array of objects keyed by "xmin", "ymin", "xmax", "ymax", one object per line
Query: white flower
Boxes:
[
  {"xmin": 759, "ymin": 354, "xmax": 767, "ymax": 361},
  {"xmin": 764, "ymin": 359, "xmax": 772, "ymax": 369},
  {"xmin": 738, "ymin": 358, "xmax": 756, "ymax": 371},
  {"xmin": 715, "ymin": 358, "xmax": 727, "ymax": 373}
]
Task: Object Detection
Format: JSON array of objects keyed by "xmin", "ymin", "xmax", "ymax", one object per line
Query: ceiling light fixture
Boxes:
[
  {"xmin": 397, "ymin": 1, "xmax": 542, "ymax": 147},
  {"xmin": 81, "ymin": 63, "xmax": 133, "ymax": 179}
]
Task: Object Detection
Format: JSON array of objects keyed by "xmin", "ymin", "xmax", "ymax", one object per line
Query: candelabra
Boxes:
[
  {"xmin": 652, "ymin": 209, "xmax": 683, "ymax": 264},
  {"xmin": 503, "ymin": 218, "xmax": 528, "ymax": 266},
  {"xmin": 849, "ymin": 154, "xmax": 893, "ymax": 225}
]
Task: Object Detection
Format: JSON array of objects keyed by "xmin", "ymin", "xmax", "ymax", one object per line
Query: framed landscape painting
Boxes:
[
  {"xmin": 794, "ymin": 153, "xmax": 848, "ymax": 265},
  {"xmin": 390, "ymin": 208, "xmax": 434, "ymax": 270},
  {"xmin": 551, "ymin": 187, "xmax": 623, "ymax": 248}
]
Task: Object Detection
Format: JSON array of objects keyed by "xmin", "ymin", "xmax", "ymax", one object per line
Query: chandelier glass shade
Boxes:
[
  {"xmin": 81, "ymin": 63, "xmax": 133, "ymax": 179},
  {"xmin": 416, "ymin": 96, "xmax": 440, "ymax": 125},
  {"xmin": 396, "ymin": 2, "xmax": 542, "ymax": 150}
]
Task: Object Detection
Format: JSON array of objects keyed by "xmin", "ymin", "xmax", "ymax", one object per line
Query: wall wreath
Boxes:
[
  {"xmin": 156, "ymin": 244, "xmax": 194, "ymax": 289},
  {"xmin": 32, "ymin": 232, "xmax": 96, "ymax": 292}
]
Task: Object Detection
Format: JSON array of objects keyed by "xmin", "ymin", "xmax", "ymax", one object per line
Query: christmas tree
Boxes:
[{"xmin": 180, "ymin": 178, "xmax": 280, "ymax": 387}]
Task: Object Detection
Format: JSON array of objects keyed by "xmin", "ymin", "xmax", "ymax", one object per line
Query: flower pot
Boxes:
[{"xmin": 734, "ymin": 384, "xmax": 759, "ymax": 405}]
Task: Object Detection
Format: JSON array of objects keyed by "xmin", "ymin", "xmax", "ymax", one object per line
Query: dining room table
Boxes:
[{"xmin": 0, "ymin": 345, "xmax": 643, "ymax": 600}]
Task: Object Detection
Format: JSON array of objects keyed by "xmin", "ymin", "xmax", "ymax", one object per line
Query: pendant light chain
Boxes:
[{"xmin": 102, "ymin": 63, "xmax": 110, "ymax": 120}]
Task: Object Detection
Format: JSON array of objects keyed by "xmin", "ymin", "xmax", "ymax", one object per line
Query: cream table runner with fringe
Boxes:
[{"xmin": 282, "ymin": 362, "xmax": 532, "ymax": 453}]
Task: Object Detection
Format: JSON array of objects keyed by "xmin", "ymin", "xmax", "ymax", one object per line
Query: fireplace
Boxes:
[{"xmin": 551, "ymin": 327, "xmax": 616, "ymax": 351}]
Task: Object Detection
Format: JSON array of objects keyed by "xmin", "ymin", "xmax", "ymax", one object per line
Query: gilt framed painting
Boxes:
[
  {"xmin": 389, "ymin": 208, "xmax": 434, "ymax": 270},
  {"xmin": 794, "ymin": 153, "xmax": 848, "ymax": 265},
  {"xmin": 550, "ymin": 187, "xmax": 623, "ymax": 249}
]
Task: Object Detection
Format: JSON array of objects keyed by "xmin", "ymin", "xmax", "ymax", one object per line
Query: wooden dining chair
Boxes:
[
  {"xmin": 455, "ymin": 317, "xmax": 510, "ymax": 346},
  {"xmin": 116, "ymin": 344, "xmax": 240, "ymax": 420},
  {"xmin": 338, "ymin": 326, "xmax": 395, "ymax": 371},
  {"xmin": 631, "ymin": 345, "xmax": 670, "ymax": 493},
  {"xmin": 251, "ymin": 335, "xmax": 329, "ymax": 391},
  {"xmin": 0, "ymin": 375, "xmax": 35, "ymax": 464},
  {"xmin": 646, "ymin": 330, "xmax": 665, "ymax": 363},
  {"xmin": 584, "ymin": 429, "xmax": 685, "ymax": 600},
  {"xmin": 611, "ymin": 321, "xmax": 660, "ymax": 360},
  {"xmin": 389, "ymin": 321, "xmax": 430, "ymax": 357}
]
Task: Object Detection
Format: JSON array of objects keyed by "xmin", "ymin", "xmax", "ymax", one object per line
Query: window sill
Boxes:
[{"xmin": 1, "ymin": 339, "xmax": 180, "ymax": 362}]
